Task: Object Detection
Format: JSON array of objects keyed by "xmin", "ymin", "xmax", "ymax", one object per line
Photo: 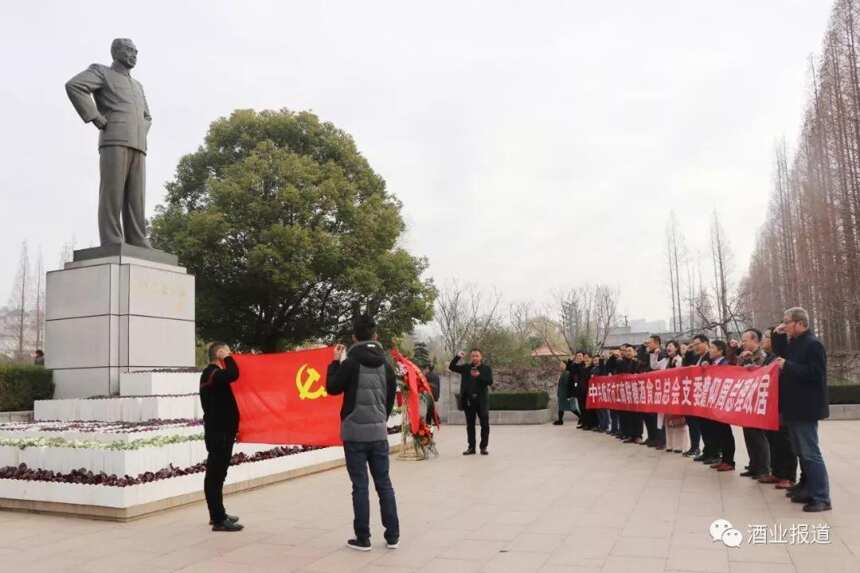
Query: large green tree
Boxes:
[{"xmin": 151, "ymin": 109, "xmax": 435, "ymax": 351}]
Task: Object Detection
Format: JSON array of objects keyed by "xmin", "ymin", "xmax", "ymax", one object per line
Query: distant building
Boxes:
[
  {"xmin": 530, "ymin": 345, "xmax": 570, "ymax": 360},
  {"xmin": 602, "ymin": 326, "xmax": 651, "ymax": 349}
]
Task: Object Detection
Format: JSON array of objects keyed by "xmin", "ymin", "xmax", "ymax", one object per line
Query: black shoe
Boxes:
[
  {"xmin": 347, "ymin": 538, "xmax": 372, "ymax": 552},
  {"xmin": 739, "ymin": 471, "xmax": 756, "ymax": 477},
  {"xmin": 802, "ymin": 501, "xmax": 832, "ymax": 513},
  {"xmin": 702, "ymin": 457, "xmax": 721, "ymax": 465},
  {"xmin": 791, "ymin": 495, "xmax": 812, "ymax": 504},
  {"xmin": 683, "ymin": 449, "xmax": 699, "ymax": 458},
  {"xmin": 386, "ymin": 538, "xmax": 400, "ymax": 549},
  {"xmin": 553, "ymin": 420, "xmax": 563, "ymax": 426},
  {"xmin": 693, "ymin": 454, "xmax": 706, "ymax": 461},
  {"xmin": 463, "ymin": 448, "xmax": 476, "ymax": 456},
  {"xmin": 209, "ymin": 514, "xmax": 239, "ymax": 526},
  {"xmin": 480, "ymin": 449, "xmax": 489, "ymax": 455},
  {"xmin": 212, "ymin": 520, "xmax": 244, "ymax": 532}
]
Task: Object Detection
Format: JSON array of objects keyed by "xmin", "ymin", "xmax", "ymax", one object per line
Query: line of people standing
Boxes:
[{"xmin": 554, "ymin": 306, "xmax": 832, "ymax": 513}]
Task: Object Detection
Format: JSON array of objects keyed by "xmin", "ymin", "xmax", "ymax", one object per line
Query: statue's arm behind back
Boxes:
[
  {"xmin": 142, "ymin": 85, "xmax": 152, "ymax": 128},
  {"xmin": 65, "ymin": 64, "xmax": 104, "ymax": 123}
]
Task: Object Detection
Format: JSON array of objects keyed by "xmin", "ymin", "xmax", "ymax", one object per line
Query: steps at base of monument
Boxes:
[
  {"xmin": 120, "ymin": 371, "xmax": 200, "ymax": 397},
  {"xmin": 0, "ymin": 419, "xmax": 201, "ymax": 443},
  {"xmin": 34, "ymin": 395, "xmax": 200, "ymax": 422},
  {"xmin": 0, "ymin": 432, "xmax": 402, "ymax": 520},
  {"xmin": 0, "ymin": 438, "xmax": 278, "ymax": 477}
]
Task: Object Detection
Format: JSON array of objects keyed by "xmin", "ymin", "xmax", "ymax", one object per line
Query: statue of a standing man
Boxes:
[{"xmin": 66, "ymin": 38, "xmax": 152, "ymax": 248}]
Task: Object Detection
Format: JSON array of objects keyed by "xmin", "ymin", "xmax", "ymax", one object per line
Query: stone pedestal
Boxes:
[{"xmin": 45, "ymin": 245, "xmax": 196, "ymax": 399}]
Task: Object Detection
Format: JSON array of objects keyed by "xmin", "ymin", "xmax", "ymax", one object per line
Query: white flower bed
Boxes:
[
  {"xmin": 34, "ymin": 395, "xmax": 200, "ymax": 422},
  {"xmin": 0, "ymin": 433, "xmax": 399, "ymax": 509},
  {"xmin": 0, "ymin": 438, "xmax": 276, "ymax": 477},
  {"xmin": 0, "ymin": 421, "xmax": 202, "ymax": 443},
  {"xmin": 120, "ymin": 372, "xmax": 200, "ymax": 397}
]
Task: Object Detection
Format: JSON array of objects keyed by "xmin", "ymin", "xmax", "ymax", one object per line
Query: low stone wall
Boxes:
[
  {"xmin": 447, "ymin": 409, "xmax": 552, "ymax": 425},
  {"xmin": 829, "ymin": 404, "xmax": 860, "ymax": 420},
  {"xmin": 0, "ymin": 411, "xmax": 33, "ymax": 423},
  {"xmin": 438, "ymin": 368, "xmax": 557, "ymax": 423},
  {"xmin": 829, "ymin": 351, "xmax": 860, "ymax": 384}
]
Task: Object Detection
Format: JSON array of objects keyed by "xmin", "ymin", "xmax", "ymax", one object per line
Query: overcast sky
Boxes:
[{"xmin": 0, "ymin": 1, "xmax": 833, "ymax": 326}]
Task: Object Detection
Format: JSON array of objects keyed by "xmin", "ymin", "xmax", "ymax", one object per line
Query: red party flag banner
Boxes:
[
  {"xmin": 586, "ymin": 363, "xmax": 780, "ymax": 430},
  {"xmin": 230, "ymin": 347, "xmax": 343, "ymax": 446}
]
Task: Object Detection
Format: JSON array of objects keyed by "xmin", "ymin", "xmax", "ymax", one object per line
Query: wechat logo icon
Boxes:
[{"xmin": 709, "ymin": 518, "xmax": 743, "ymax": 548}]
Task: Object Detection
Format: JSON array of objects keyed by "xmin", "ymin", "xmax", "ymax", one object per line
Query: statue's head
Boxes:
[{"xmin": 111, "ymin": 38, "xmax": 138, "ymax": 69}]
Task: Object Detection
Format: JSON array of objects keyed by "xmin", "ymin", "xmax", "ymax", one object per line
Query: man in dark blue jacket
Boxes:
[
  {"xmin": 450, "ymin": 349, "xmax": 493, "ymax": 455},
  {"xmin": 327, "ymin": 315, "xmax": 400, "ymax": 551},
  {"xmin": 773, "ymin": 307, "xmax": 831, "ymax": 512}
]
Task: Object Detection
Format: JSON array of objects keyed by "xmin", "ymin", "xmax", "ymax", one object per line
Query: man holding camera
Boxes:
[{"xmin": 449, "ymin": 349, "xmax": 494, "ymax": 455}]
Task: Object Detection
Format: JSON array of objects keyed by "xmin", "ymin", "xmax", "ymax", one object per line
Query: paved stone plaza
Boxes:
[{"xmin": 1, "ymin": 421, "xmax": 859, "ymax": 573}]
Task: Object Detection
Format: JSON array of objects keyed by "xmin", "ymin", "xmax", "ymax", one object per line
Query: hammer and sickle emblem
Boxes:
[{"xmin": 296, "ymin": 364, "xmax": 327, "ymax": 400}]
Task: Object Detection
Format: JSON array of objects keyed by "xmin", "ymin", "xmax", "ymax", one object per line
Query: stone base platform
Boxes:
[{"xmin": 0, "ymin": 435, "xmax": 402, "ymax": 522}]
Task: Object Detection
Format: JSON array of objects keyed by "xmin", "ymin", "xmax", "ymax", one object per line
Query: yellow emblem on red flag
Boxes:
[{"xmin": 296, "ymin": 364, "xmax": 327, "ymax": 400}]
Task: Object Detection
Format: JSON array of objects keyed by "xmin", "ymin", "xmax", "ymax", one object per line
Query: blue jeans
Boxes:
[
  {"xmin": 786, "ymin": 421, "xmax": 830, "ymax": 504},
  {"xmin": 344, "ymin": 440, "xmax": 400, "ymax": 542}
]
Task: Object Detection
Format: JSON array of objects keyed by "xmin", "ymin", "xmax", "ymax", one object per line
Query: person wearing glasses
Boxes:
[{"xmin": 772, "ymin": 307, "xmax": 831, "ymax": 512}]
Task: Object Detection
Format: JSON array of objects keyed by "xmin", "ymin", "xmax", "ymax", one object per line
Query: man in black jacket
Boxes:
[
  {"xmin": 773, "ymin": 307, "xmax": 831, "ymax": 512},
  {"xmin": 689, "ymin": 335, "xmax": 719, "ymax": 463},
  {"xmin": 643, "ymin": 336, "xmax": 666, "ymax": 449},
  {"xmin": 450, "ymin": 349, "xmax": 494, "ymax": 455},
  {"xmin": 327, "ymin": 315, "xmax": 400, "ymax": 551},
  {"xmin": 619, "ymin": 345, "xmax": 644, "ymax": 444},
  {"xmin": 199, "ymin": 342, "xmax": 242, "ymax": 532}
]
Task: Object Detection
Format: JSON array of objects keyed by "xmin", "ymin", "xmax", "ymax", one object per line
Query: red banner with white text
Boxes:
[
  {"xmin": 231, "ymin": 348, "xmax": 344, "ymax": 446},
  {"xmin": 585, "ymin": 364, "xmax": 780, "ymax": 430}
]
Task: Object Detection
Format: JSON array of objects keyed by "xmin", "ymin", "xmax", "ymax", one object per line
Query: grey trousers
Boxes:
[
  {"xmin": 99, "ymin": 146, "xmax": 149, "ymax": 247},
  {"xmin": 743, "ymin": 427, "xmax": 771, "ymax": 475}
]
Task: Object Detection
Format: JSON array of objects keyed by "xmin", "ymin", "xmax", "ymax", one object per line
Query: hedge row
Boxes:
[
  {"xmin": 829, "ymin": 384, "xmax": 860, "ymax": 405},
  {"xmin": 487, "ymin": 391, "xmax": 549, "ymax": 411},
  {"xmin": 0, "ymin": 366, "xmax": 54, "ymax": 411}
]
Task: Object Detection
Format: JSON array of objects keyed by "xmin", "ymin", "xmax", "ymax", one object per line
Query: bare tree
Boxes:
[
  {"xmin": 665, "ymin": 211, "xmax": 686, "ymax": 334},
  {"xmin": 33, "ymin": 250, "xmax": 45, "ymax": 351},
  {"xmin": 554, "ymin": 284, "xmax": 619, "ymax": 353},
  {"xmin": 710, "ymin": 211, "xmax": 732, "ymax": 338},
  {"xmin": 58, "ymin": 236, "xmax": 77, "ymax": 268},
  {"xmin": 530, "ymin": 310, "xmax": 569, "ymax": 358},
  {"xmin": 6, "ymin": 242, "xmax": 30, "ymax": 361},
  {"xmin": 744, "ymin": 0, "xmax": 860, "ymax": 349},
  {"xmin": 508, "ymin": 302, "xmax": 533, "ymax": 344},
  {"xmin": 435, "ymin": 281, "xmax": 502, "ymax": 357}
]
